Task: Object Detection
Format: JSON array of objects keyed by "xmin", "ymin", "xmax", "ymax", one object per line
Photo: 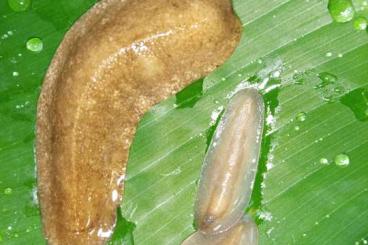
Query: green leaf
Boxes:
[{"xmin": 1, "ymin": 0, "xmax": 368, "ymax": 244}]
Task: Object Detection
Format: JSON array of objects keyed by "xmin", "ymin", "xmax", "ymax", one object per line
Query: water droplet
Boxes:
[
  {"xmin": 320, "ymin": 158, "xmax": 330, "ymax": 165},
  {"xmin": 26, "ymin": 37, "xmax": 43, "ymax": 53},
  {"xmin": 318, "ymin": 72, "xmax": 338, "ymax": 85},
  {"xmin": 354, "ymin": 17, "xmax": 368, "ymax": 31},
  {"xmin": 328, "ymin": 0, "xmax": 355, "ymax": 23},
  {"xmin": 271, "ymin": 70, "xmax": 281, "ymax": 78},
  {"xmin": 257, "ymin": 210, "xmax": 273, "ymax": 221},
  {"xmin": 334, "ymin": 153, "xmax": 350, "ymax": 167},
  {"xmin": 294, "ymin": 125, "xmax": 300, "ymax": 131},
  {"xmin": 266, "ymin": 162, "xmax": 274, "ymax": 170},
  {"xmin": 8, "ymin": 0, "xmax": 31, "ymax": 12},
  {"xmin": 4, "ymin": 188, "xmax": 12, "ymax": 195},
  {"xmin": 325, "ymin": 52, "xmax": 333, "ymax": 57},
  {"xmin": 315, "ymin": 72, "xmax": 348, "ymax": 102},
  {"xmin": 12, "ymin": 71, "xmax": 19, "ymax": 77},
  {"xmin": 296, "ymin": 112, "xmax": 307, "ymax": 122}
]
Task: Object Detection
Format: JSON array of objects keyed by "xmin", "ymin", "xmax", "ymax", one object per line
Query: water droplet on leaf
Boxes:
[
  {"xmin": 354, "ymin": 17, "xmax": 368, "ymax": 31},
  {"xmin": 325, "ymin": 52, "xmax": 333, "ymax": 57},
  {"xmin": 26, "ymin": 37, "xmax": 43, "ymax": 53},
  {"xmin": 320, "ymin": 158, "xmax": 329, "ymax": 165},
  {"xmin": 4, "ymin": 188, "xmax": 12, "ymax": 195},
  {"xmin": 328, "ymin": 0, "xmax": 355, "ymax": 23},
  {"xmin": 334, "ymin": 153, "xmax": 350, "ymax": 167},
  {"xmin": 296, "ymin": 112, "xmax": 307, "ymax": 122},
  {"xmin": 318, "ymin": 72, "xmax": 338, "ymax": 86},
  {"xmin": 8, "ymin": 0, "xmax": 31, "ymax": 12}
]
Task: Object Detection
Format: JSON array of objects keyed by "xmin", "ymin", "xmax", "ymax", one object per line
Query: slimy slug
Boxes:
[
  {"xmin": 193, "ymin": 89, "xmax": 264, "ymax": 235},
  {"xmin": 182, "ymin": 215, "xmax": 258, "ymax": 245},
  {"xmin": 35, "ymin": 0, "xmax": 241, "ymax": 244}
]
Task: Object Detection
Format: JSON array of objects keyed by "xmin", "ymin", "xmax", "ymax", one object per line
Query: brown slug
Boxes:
[{"xmin": 35, "ymin": 0, "xmax": 241, "ymax": 244}]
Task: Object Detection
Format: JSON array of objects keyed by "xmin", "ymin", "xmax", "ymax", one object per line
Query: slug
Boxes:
[
  {"xmin": 194, "ymin": 89, "xmax": 264, "ymax": 234},
  {"xmin": 182, "ymin": 216, "xmax": 258, "ymax": 245},
  {"xmin": 35, "ymin": 0, "xmax": 241, "ymax": 244}
]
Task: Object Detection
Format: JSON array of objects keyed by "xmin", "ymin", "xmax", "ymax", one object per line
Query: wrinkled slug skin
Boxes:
[
  {"xmin": 195, "ymin": 89, "xmax": 264, "ymax": 234},
  {"xmin": 36, "ymin": 0, "xmax": 241, "ymax": 244},
  {"xmin": 182, "ymin": 216, "xmax": 258, "ymax": 245}
]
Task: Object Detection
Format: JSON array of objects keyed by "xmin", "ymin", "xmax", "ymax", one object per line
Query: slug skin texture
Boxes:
[
  {"xmin": 36, "ymin": 0, "xmax": 241, "ymax": 244},
  {"xmin": 195, "ymin": 89, "xmax": 264, "ymax": 234}
]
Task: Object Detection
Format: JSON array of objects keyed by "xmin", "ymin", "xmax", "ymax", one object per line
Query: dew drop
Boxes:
[
  {"xmin": 257, "ymin": 210, "xmax": 273, "ymax": 221},
  {"xmin": 296, "ymin": 112, "xmax": 307, "ymax": 122},
  {"xmin": 320, "ymin": 158, "xmax": 330, "ymax": 165},
  {"xmin": 328, "ymin": 0, "xmax": 355, "ymax": 23},
  {"xmin": 334, "ymin": 153, "xmax": 350, "ymax": 167},
  {"xmin": 4, "ymin": 187, "xmax": 12, "ymax": 195},
  {"xmin": 318, "ymin": 72, "xmax": 338, "ymax": 85},
  {"xmin": 294, "ymin": 125, "xmax": 300, "ymax": 131},
  {"xmin": 26, "ymin": 37, "xmax": 43, "ymax": 53},
  {"xmin": 8, "ymin": 0, "xmax": 31, "ymax": 12},
  {"xmin": 354, "ymin": 17, "xmax": 368, "ymax": 31}
]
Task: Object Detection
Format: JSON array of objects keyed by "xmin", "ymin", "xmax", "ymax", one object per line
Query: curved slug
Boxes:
[
  {"xmin": 36, "ymin": 0, "xmax": 241, "ymax": 244},
  {"xmin": 182, "ymin": 216, "xmax": 258, "ymax": 245},
  {"xmin": 194, "ymin": 89, "xmax": 264, "ymax": 234}
]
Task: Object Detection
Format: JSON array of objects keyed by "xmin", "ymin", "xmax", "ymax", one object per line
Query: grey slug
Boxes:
[{"xmin": 182, "ymin": 89, "xmax": 264, "ymax": 244}]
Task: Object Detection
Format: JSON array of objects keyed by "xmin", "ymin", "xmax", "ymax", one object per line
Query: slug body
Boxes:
[
  {"xmin": 195, "ymin": 89, "xmax": 264, "ymax": 234},
  {"xmin": 182, "ymin": 216, "xmax": 258, "ymax": 245},
  {"xmin": 36, "ymin": 0, "xmax": 241, "ymax": 244}
]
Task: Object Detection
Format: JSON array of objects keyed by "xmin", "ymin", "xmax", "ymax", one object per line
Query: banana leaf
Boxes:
[{"xmin": 0, "ymin": 0, "xmax": 367, "ymax": 244}]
